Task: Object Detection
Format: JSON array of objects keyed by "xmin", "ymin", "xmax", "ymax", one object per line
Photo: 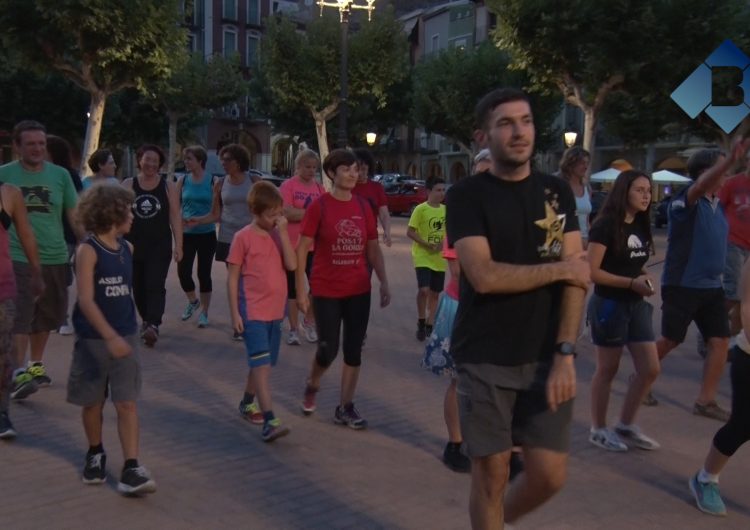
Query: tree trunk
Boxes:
[
  {"xmin": 582, "ymin": 107, "xmax": 597, "ymax": 167},
  {"xmin": 80, "ymin": 90, "xmax": 107, "ymax": 176},
  {"xmin": 167, "ymin": 111, "xmax": 180, "ymax": 182}
]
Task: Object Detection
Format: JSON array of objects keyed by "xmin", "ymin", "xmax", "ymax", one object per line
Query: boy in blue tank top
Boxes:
[{"xmin": 66, "ymin": 184, "xmax": 156, "ymax": 496}]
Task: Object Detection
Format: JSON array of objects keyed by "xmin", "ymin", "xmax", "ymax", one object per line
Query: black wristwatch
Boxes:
[{"xmin": 555, "ymin": 342, "xmax": 577, "ymax": 358}]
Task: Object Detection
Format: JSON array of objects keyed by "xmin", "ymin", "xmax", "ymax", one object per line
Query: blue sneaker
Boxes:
[
  {"xmin": 689, "ymin": 473, "xmax": 727, "ymax": 516},
  {"xmin": 197, "ymin": 313, "xmax": 209, "ymax": 328},
  {"xmin": 261, "ymin": 418, "xmax": 289, "ymax": 442},
  {"xmin": 181, "ymin": 300, "xmax": 200, "ymax": 321}
]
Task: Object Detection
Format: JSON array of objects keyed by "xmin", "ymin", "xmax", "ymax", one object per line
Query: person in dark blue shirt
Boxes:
[{"xmin": 656, "ymin": 140, "xmax": 750, "ymax": 422}]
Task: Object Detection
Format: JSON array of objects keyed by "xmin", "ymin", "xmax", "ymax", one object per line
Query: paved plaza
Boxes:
[{"xmin": 2, "ymin": 218, "xmax": 749, "ymax": 529}]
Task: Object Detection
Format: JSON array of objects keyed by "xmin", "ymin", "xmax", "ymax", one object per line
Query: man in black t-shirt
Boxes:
[{"xmin": 446, "ymin": 88, "xmax": 590, "ymax": 529}]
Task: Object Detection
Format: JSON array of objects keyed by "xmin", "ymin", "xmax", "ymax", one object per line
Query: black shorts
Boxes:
[
  {"xmin": 587, "ymin": 294, "xmax": 654, "ymax": 347},
  {"xmin": 415, "ymin": 267, "xmax": 445, "ymax": 293},
  {"xmin": 215, "ymin": 241, "xmax": 231, "ymax": 263},
  {"xmin": 661, "ymin": 286, "xmax": 729, "ymax": 343},
  {"xmin": 456, "ymin": 363, "xmax": 573, "ymax": 457},
  {"xmin": 287, "ymin": 252, "xmax": 314, "ymax": 299}
]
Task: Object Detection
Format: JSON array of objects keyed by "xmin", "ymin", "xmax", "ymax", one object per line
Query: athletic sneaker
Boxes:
[
  {"xmin": 693, "ymin": 401, "xmax": 730, "ymax": 422},
  {"xmin": 301, "ymin": 320, "xmax": 318, "ymax": 343},
  {"xmin": 589, "ymin": 427, "xmax": 628, "ymax": 452},
  {"xmin": 27, "ymin": 362, "xmax": 51, "ymax": 387},
  {"xmin": 689, "ymin": 473, "xmax": 727, "ymax": 516},
  {"xmin": 301, "ymin": 384, "xmax": 318, "ymax": 415},
  {"xmin": 614, "ymin": 424, "xmax": 660, "ymax": 450},
  {"xmin": 239, "ymin": 401, "xmax": 264, "ymax": 425},
  {"xmin": 142, "ymin": 325, "xmax": 159, "ymax": 347},
  {"xmin": 334, "ymin": 402, "xmax": 368, "ymax": 430},
  {"xmin": 117, "ymin": 466, "xmax": 157, "ymax": 496},
  {"xmin": 82, "ymin": 451, "xmax": 107, "ymax": 484},
  {"xmin": 232, "ymin": 331, "xmax": 244, "ymax": 341},
  {"xmin": 442, "ymin": 443, "xmax": 471, "ymax": 473},
  {"xmin": 262, "ymin": 418, "xmax": 290, "ymax": 442},
  {"xmin": 58, "ymin": 323, "xmax": 74, "ymax": 336},
  {"xmin": 11, "ymin": 370, "xmax": 38, "ymax": 400},
  {"xmin": 287, "ymin": 330, "xmax": 301, "ymax": 346},
  {"xmin": 181, "ymin": 299, "xmax": 200, "ymax": 321},
  {"xmin": 0, "ymin": 412, "xmax": 17, "ymax": 439},
  {"xmin": 197, "ymin": 313, "xmax": 209, "ymax": 328},
  {"xmin": 416, "ymin": 321, "xmax": 426, "ymax": 342}
]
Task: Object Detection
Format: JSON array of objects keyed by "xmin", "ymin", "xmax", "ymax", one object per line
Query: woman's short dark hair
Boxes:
[
  {"xmin": 46, "ymin": 135, "xmax": 74, "ymax": 170},
  {"xmin": 352, "ymin": 148, "xmax": 375, "ymax": 178},
  {"xmin": 88, "ymin": 148, "xmax": 113, "ymax": 173},
  {"xmin": 183, "ymin": 145, "xmax": 208, "ymax": 169},
  {"xmin": 596, "ymin": 169, "xmax": 654, "ymax": 257},
  {"xmin": 322, "ymin": 149, "xmax": 358, "ymax": 180},
  {"xmin": 136, "ymin": 144, "xmax": 166, "ymax": 169},
  {"xmin": 219, "ymin": 144, "xmax": 251, "ymax": 172}
]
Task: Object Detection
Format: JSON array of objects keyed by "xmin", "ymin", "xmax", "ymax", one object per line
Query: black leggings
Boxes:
[
  {"xmin": 132, "ymin": 251, "xmax": 172, "ymax": 327},
  {"xmin": 178, "ymin": 232, "xmax": 217, "ymax": 293},
  {"xmin": 713, "ymin": 348, "xmax": 750, "ymax": 456},
  {"xmin": 313, "ymin": 292, "xmax": 371, "ymax": 368}
]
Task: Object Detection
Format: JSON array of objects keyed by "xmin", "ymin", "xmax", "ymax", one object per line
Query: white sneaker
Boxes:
[
  {"xmin": 58, "ymin": 324, "xmax": 74, "ymax": 336},
  {"xmin": 589, "ymin": 427, "xmax": 628, "ymax": 452},
  {"xmin": 614, "ymin": 424, "xmax": 660, "ymax": 450},
  {"xmin": 287, "ymin": 330, "xmax": 301, "ymax": 346},
  {"xmin": 301, "ymin": 321, "xmax": 318, "ymax": 343}
]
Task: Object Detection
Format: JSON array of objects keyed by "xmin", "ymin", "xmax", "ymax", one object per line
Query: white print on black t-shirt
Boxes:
[
  {"xmin": 627, "ymin": 234, "xmax": 648, "ymax": 259},
  {"xmin": 534, "ymin": 201, "xmax": 566, "ymax": 259},
  {"xmin": 133, "ymin": 194, "xmax": 162, "ymax": 219},
  {"xmin": 331, "ymin": 217, "xmax": 364, "ymax": 266},
  {"xmin": 98, "ymin": 276, "xmax": 131, "ymax": 297}
]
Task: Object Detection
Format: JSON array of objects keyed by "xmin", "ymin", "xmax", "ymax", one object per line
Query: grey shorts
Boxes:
[
  {"xmin": 66, "ymin": 336, "xmax": 142, "ymax": 406},
  {"xmin": 723, "ymin": 242, "xmax": 750, "ymax": 301},
  {"xmin": 587, "ymin": 294, "xmax": 655, "ymax": 347},
  {"xmin": 13, "ymin": 261, "xmax": 68, "ymax": 334},
  {"xmin": 456, "ymin": 362, "xmax": 573, "ymax": 457}
]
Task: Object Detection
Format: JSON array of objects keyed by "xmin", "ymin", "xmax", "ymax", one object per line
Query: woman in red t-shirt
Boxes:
[{"xmin": 296, "ymin": 149, "xmax": 390, "ymax": 430}]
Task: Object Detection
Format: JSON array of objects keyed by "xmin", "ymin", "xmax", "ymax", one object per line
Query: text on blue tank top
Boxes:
[{"xmin": 72, "ymin": 236, "xmax": 138, "ymax": 339}]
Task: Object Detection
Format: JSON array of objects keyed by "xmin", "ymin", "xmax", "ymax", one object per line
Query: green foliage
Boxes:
[
  {"xmin": 490, "ymin": 0, "xmax": 750, "ymax": 147},
  {"xmin": 0, "ymin": 0, "xmax": 187, "ymax": 94},
  {"xmin": 253, "ymin": 7, "xmax": 409, "ymax": 145},
  {"xmin": 411, "ymin": 43, "xmax": 559, "ymax": 151},
  {"xmin": 150, "ymin": 52, "xmax": 248, "ymax": 118}
]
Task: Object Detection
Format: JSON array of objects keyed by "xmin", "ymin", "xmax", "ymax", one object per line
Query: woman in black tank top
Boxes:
[{"xmin": 122, "ymin": 144, "xmax": 183, "ymax": 347}]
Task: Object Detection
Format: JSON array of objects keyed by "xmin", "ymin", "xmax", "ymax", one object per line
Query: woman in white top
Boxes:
[{"xmin": 559, "ymin": 147, "xmax": 592, "ymax": 247}]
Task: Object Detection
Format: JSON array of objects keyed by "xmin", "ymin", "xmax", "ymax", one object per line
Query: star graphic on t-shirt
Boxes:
[{"xmin": 535, "ymin": 202, "xmax": 566, "ymax": 258}]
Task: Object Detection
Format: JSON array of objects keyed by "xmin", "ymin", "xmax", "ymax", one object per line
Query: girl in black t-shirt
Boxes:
[{"xmin": 587, "ymin": 170, "xmax": 660, "ymax": 452}]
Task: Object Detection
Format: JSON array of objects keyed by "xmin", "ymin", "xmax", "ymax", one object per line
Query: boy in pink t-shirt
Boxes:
[{"xmin": 227, "ymin": 182, "xmax": 297, "ymax": 442}]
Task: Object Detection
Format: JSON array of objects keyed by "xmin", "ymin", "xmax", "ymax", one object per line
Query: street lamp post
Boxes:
[
  {"xmin": 563, "ymin": 131, "xmax": 578, "ymax": 148},
  {"xmin": 317, "ymin": 1, "xmax": 375, "ymax": 148}
]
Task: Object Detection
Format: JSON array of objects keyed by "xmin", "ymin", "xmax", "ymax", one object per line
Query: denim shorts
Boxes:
[
  {"xmin": 243, "ymin": 319, "xmax": 282, "ymax": 368},
  {"xmin": 723, "ymin": 242, "xmax": 750, "ymax": 301},
  {"xmin": 587, "ymin": 294, "xmax": 654, "ymax": 347}
]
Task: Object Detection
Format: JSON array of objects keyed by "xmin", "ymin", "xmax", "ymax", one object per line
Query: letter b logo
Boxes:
[{"xmin": 671, "ymin": 40, "xmax": 750, "ymax": 133}]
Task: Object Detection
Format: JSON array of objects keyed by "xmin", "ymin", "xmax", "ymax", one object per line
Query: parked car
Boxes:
[
  {"xmin": 654, "ymin": 196, "xmax": 671, "ymax": 228},
  {"xmin": 375, "ymin": 173, "xmax": 414, "ymax": 192},
  {"xmin": 386, "ymin": 181, "xmax": 428, "ymax": 216}
]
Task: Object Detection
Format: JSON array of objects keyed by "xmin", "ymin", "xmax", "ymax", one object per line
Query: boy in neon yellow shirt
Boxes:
[{"xmin": 407, "ymin": 177, "xmax": 447, "ymax": 341}]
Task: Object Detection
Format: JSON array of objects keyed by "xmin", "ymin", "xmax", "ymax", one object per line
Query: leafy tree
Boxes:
[
  {"xmin": 489, "ymin": 0, "xmax": 747, "ymax": 157},
  {"xmin": 148, "ymin": 52, "xmax": 248, "ymax": 179},
  {"xmin": 411, "ymin": 42, "xmax": 559, "ymax": 153},
  {"xmin": 255, "ymin": 8, "xmax": 408, "ymax": 163},
  {"xmin": 0, "ymin": 0, "xmax": 187, "ymax": 172}
]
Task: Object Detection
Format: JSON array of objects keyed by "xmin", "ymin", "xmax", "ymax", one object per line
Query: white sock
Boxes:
[{"xmin": 698, "ymin": 468, "xmax": 719, "ymax": 484}]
